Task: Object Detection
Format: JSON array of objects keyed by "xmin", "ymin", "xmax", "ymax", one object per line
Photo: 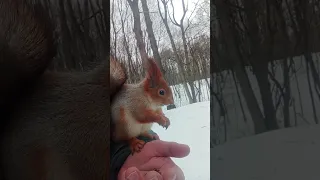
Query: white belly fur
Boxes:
[
  {"xmin": 111, "ymin": 85, "xmax": 157, "ymax": 141},
  {"xmin": 112, "ymin": 108, "xmax": 153, "ymax": 141},
  {"xmin": 125, "ymin": 110, "xmax": 153, "ymax": 137}
]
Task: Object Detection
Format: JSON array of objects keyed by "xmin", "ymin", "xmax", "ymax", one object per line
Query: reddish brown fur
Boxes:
[
  {"xmin": 143, "ymin": 78, "xmax": 173, "ymax": 105},
  {"xmin": 128, "ymin": 138, "xmax": 146, "ymax": 153},
  {"xmin": 143, "ymin": 58, "xmax": 174, "ymax": 105},
  {"xmin": 138, "ymin": 109, "xmax": 169, "ymax": 126},
  {"xmin": 146, "ymin": 58, "xmax": 163, "ymax": 81},
  {"xmin": 111, "ymin": 57, "xmax": 174, "ymax": 154}
]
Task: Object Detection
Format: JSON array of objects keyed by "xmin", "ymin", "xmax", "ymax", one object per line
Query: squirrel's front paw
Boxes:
[
  {"xmin": 128, "ymin": 137, "xmax": 146, "ymax": 154},
  {"xmin": 158, "ymin": 116, "xmax": 170, "ymax": 129}
]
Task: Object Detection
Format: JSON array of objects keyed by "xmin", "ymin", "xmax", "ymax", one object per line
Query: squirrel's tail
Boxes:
[{"xmin": 0, "ymin": 0, "xmax": 56, "ymax": 109}]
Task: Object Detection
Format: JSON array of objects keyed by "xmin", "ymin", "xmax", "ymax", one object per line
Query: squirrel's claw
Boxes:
[
  {"xmin": 161, "ymin": 118, "xmax": 170, "ymax": 129},
  {"xmin": 164, "ymin": 120, "xmax": 170, "ymax": 129},
  {"xmin": 157, "ymin": 115, "xmax": 170, "ymax": 129}
]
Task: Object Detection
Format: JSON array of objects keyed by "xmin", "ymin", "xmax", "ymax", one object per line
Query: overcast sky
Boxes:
[
  {"xmin": 169, "ymin": 0, "xmax": 201, "ymax": 22},
  {"xmin": 111, "ymin": 0, "xmax": 209, "ymax": 58}
]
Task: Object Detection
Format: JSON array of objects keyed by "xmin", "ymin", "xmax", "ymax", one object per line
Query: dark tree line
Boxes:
[
  {"xmin": 212, "ymin": 0, "xmax": 320, "ymax": 146},
  {"xmin": 31, "ymin": 0, "xmax": 210, "ymax": 106}
]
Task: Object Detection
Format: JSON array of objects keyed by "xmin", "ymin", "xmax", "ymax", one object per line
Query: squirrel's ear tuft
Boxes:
[{"xmin": 146, "ymin": 58, "xmax": 162, "ymax": 88}]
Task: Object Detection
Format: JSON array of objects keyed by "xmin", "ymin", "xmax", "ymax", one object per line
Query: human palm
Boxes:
[{"xmin": 118, "ymin": 140, "xmax": 190, "ymax": 180}]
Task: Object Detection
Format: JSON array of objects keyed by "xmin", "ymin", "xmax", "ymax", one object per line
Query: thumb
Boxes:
[
  {"xmin": 149, "ymin": 140, "xmax": 190, "ymax": 158},
  {"xmin": 118, "ymin": 167, "xmax": 143, "ymax": 180}
]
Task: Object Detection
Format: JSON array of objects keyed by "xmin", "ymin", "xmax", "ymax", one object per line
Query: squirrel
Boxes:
[
  {"xmin": 0, "ymin": 0, "xmax": 125, "ymax": 179},
  {"xmin": 111, "ymin": 57, "xmax": 174, "ymax": 154}
]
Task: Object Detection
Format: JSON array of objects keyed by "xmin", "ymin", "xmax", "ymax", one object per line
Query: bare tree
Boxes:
[
  {"xmin": 169, "ymin": 0, "xmax": 199, "ymax": 103},
  {"xmin": 127, "ymin": 0, "xmax": 148, "ymax": 67},
  {"xmin": 215, "ymin": 0, "xmax": 267, "ymax": 134},
  {"xmin": 157, "ymin": 0, "xmax": 195, "ymax": 104},
  {"xmin": 140, "ymin": 0, "xmax": 164, "ymax": 73}
]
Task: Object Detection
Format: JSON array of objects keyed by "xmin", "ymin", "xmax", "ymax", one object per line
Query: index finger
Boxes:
[{"xmin": 147, "ymin": 140, "xmax": 190, "ymax": 158}]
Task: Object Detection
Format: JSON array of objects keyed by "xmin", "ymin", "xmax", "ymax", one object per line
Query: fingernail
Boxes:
[
  {"xmin": 126, "ymin": 170, "xmax": 139, "ymax": 180},
  {"xmin": 150, "ymin": 177, "xmax": 159, "ymax": 180},
  {"xmin": 169, "ymin": 174, "xmax": 177, "ymax": 180}
]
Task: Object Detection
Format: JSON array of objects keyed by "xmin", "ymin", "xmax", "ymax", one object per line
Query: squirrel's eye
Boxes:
[{"xmin": 159, "ymin": 89, "xmax": 165, "ymax": 96}]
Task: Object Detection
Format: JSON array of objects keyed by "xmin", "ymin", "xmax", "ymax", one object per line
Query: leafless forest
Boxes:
[
  {"xmin": 110, "ymin": 0, "xmax": 210, "ymax": 105},
  {"xmin": 34, "ymin": 0, "xmax": 210, "ymax": 106},
  {"xmin": 212, "ymin": 0, "xmax": 320, "ymax": 147}
]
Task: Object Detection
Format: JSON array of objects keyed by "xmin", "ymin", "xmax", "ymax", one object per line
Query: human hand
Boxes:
[{"xmin": 118, "ymin": 140, "xmax": 190, "ymax": 180}]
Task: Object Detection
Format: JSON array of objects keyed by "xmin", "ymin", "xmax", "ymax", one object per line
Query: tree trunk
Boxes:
[
  {"xmin": 216, "ymin": 0, "xmax": 267, "ymax": 134},
  {"xmin": 140, "ymin": 0, "xmax": 164, "ymax": 73},
  {"xmin": 271, "ymin": 0, "xmax": 292, "ymax": 128},
  {"xmin": 243, "ymin": 0, "xmax": 278, "ymax": 130},
  {"xmin": 283, "ymin": 59, "xmax": 291, "ymax": 127},
  {"xmin": 157, "ymin": 0, "xmax": 194, "ymax": 104},
  {"xmin": 127, "ymin": 0, "xmax": 148, "ymax": 67}
]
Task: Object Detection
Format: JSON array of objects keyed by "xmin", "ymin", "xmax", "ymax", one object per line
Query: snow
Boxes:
[
  {"xmin": 152, "ymin": 101, "xmax": 211, "ymax": 180},
  {"xmin": 212, "ymin": 53, "xmax": 320, "ymax": 143},
  {"xmin": 211, "ymin": 53, "xmax": 320, "ymax": 179},
  {"xmin": 170, "ymin": 78, "xmax": 210, "ymax": 108},
  {"xmin": 211, "ymin": 124, "xmax": 320, "ymax": 180}
]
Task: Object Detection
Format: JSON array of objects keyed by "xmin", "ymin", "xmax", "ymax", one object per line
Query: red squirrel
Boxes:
[
  {"xmin": 0, "ymin": 0, "xmax": 125, "ymax": 179},
  {"xmin": 111, "ymin": 57, "xmax": 174, "ymax": 154}
]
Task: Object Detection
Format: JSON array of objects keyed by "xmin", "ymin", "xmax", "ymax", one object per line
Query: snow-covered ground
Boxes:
[
  {"xmin": 152, "ymin": 101, "xmax": 211, "ymax": 180},
  {"xmin": 211, "ymin": 124, "xmax": 320, "ymax": 180},
  {"xmin": 170, "ymin": 78, "xmax": 210, "ymax": 108},
  {"xmin": 211, "ymin": 53, "xmax": 320, "ymax": 179},
  {"xmin": 213, "ymin": 53, "xmax": 320, "ymax": 143}
]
